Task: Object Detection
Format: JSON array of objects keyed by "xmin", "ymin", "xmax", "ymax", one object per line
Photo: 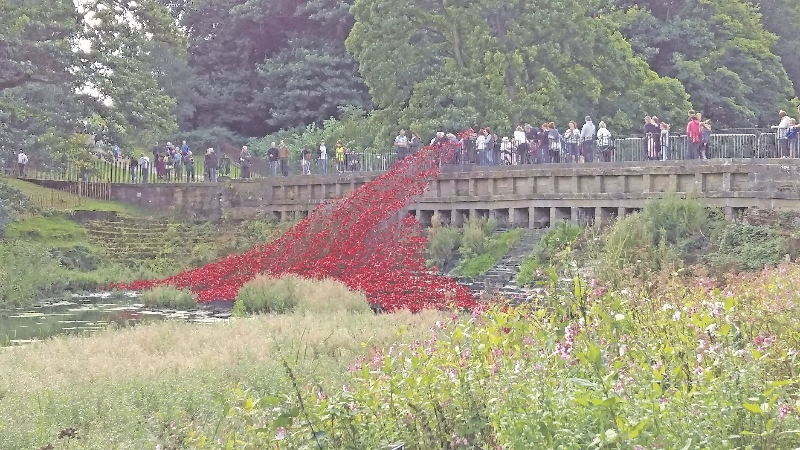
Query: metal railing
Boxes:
[{"xmin": 9, "ymin": 132, "xmax": 800, "ymax": 183}]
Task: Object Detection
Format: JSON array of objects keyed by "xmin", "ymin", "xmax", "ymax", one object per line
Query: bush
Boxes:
[
  {"xmin": 599, "ymin": 194, "xmax": 707, "ymax": 285},
  {"xmin": 707, "ymin": 222, "xmax": 786, "ymax": 272},
  {"xmin": 458, "ymin": 216, "xmax": 496, "ymax": 258},
  {"xmin": 425, "ymin": 213, "xmax": 462, "ymax": 271},
  {"xmin": 141, "ymin": 285, "xmax": 196, "ymax": 310},
  {"xmin": 233, "ymin": 275, "xmax": 371, "ymax": 315},
  {"xmin": 194, "ymin": 268, "xmax": 800, "ymax": 449}
]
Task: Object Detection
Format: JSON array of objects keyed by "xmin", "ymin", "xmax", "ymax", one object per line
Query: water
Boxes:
[{"xmin": 0, "ymin": 292, "xmax": 230, "ymax": 345}]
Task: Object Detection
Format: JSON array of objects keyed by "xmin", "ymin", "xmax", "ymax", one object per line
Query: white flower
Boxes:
[{"xmin": 672, "ymin": 311, "xmax": 681, "ymax": 321}]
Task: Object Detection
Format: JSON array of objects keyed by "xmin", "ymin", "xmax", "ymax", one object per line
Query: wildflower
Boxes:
[
  {"xmin": 652, "ymin": 361, "xmax": 663, "ymax": 371},
  {"xmin": 672, "ymin": 311, "xmax": 681, "ymax": 321},
  {"xmin": 780, "ymin": 404, "xmax": 793, "ymax": 420},
  {"xmin": 276, "ymin": 427, "xmax": 287, "ymax": 439}
]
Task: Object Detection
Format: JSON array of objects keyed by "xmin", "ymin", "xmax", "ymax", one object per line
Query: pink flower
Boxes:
[{"xmin": 780, "ymin": 404, "xmax": 793, "ymax": 420}]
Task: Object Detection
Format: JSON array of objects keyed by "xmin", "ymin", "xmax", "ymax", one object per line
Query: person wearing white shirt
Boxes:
[
  {"xmin": 476, "ymin": 132, "xmax": 487, "ymax": 166},
  {"xmin": 513, "ymin": 126, "xmax": 527, "ymax": 165},
  {"xmin": 581, "ymin": 116, "xmax": 596, "ymax": 162},
  {"xmin": 394, "ymin": 129, "xmax": 410, "ymax": 160},
  {"xmin": 318, "ymin": 141, "xmax": 328, "ymax": 174},
  {"xmin": 17, "ymin": 151, "xmax": 28, "ymax": 177},
  {"xmin": 138, "ymin": 153, "xmax": 151, "ymax": 183},
  {"xmin": 773, "ymin": 110, "xmax": 793, "ymax": 157},
  {"xmin": 596, "ymin": 122, "xmax": 613, "ymax": 162}
]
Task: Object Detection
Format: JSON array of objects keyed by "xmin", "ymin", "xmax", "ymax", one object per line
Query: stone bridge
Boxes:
[{"xmin": 32, "ymin": 160, "xmax": 800, "ymax": 227}]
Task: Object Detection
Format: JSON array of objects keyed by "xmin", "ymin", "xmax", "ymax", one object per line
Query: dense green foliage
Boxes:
[
  {"xmin": 585, "ymin": 195, "xmax": 798, "ymax": 290},
  {"xmin": 1, "ymin": 0, "xmax": 183, "ymax": 165},
  {"xmin": 187, "ymin": 267, "xmax": 800, "ymax": 449},
  {"xmin": 4, "ymin": 0, "xmax": 799, "ymax": 162}
]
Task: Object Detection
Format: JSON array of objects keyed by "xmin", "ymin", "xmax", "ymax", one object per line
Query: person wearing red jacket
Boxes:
[{"xmin": 686, "ymin": 113, "xmax": 702, "ymax": 160}]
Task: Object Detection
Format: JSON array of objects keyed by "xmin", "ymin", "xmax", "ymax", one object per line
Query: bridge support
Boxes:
[
  {"xmin": 531, "ymin": 207, "xmax": 550, "ymax": 228},
  {"xmin": 512, "ymin": 208, "xmax": 529, "ymax": 228}
]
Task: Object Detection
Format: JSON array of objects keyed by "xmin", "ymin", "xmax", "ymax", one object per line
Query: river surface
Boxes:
[{"xmin": 0, "ymin": 292, "xmax": 230, "ymax": 345}]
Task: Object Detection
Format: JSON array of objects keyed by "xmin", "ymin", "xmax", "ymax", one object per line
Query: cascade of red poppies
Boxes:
[{"xmin": 113, "ymin": 140, "xmax": 477, "ymax": 312}]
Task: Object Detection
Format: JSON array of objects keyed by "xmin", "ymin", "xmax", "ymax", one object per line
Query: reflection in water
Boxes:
[{"xmin": 0, "ymin": 292, "xmax": 230, "ymax": 345}]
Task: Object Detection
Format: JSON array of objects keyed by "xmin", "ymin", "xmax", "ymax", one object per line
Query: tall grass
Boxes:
[
  {"xmin": 0, "ymin": 309, "xmax": 445, "ymax": 448},
  {"xmin": 141, "ymin": 285, "xmax": 196, "ymax": 309},
  {"xmin": 234, "ymin": 275, "xmax": 372, "ymax": 314}
]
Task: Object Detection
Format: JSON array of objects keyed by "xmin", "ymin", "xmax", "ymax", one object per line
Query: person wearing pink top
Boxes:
[{"xmin": 686, "ymin": 113, "xmax": 702, "ymax": 160}]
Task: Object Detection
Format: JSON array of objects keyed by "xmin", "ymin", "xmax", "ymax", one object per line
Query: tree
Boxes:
[
  {"xmin": 756, "ymin": 0, "xmax": 800, "ymax": 99},
  {"xmin": 611, "ymin": 0, "xmax": 796, "ymax": 128},
  {"xmin": 347, "ymin": 0, "xmax": 690, "ymax": 135},
  {"xmin": 179, "ymin": 0, "xmax": 369, "ymax": 136},
  {"xmin": 79, "ymin": 0, "xmax": 183, "ymax": 151},
  {"xmin": 0, "ymin": 0, "xmax": 90, "ymax": 165}
]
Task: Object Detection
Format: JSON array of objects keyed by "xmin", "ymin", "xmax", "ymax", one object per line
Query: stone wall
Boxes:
[{"xmin": 31, "ymin": 160, "xmax": 800, "ymax": 225}]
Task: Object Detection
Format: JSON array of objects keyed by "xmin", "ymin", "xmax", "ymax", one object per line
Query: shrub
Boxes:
[
  {"xmin": 141, "ymin": 285, "xmax": 196, "ymax": 310},
  {"xmin": 458, "ymin": 216, "xmax": 496, "ymax": 258},
  {"xmin": 517, "ymin": 221, "xmax": 582, "ymax": 287},
  {"xmin": 425, "ymin": 214, "xmax": 462, "ymax": 272},
  {"xmin": 234, "ymin": 275, "xmax": 371, "ymax": 315},
  {"xmin": 599, "ymin": 194, "xmax": 707, "ymax": 285},
  {"xmin": 707, "ymin": 222, "xmax": 786, "ymax": 272}
]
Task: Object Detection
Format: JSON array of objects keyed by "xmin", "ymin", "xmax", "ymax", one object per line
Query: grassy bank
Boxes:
[
  {"xmin": 0, "ymin": 307, "xmax": 444, "ymax": 449},
  {"xmin": 0, "ymin": 178, "xmax": 287, "ymax": 309}
]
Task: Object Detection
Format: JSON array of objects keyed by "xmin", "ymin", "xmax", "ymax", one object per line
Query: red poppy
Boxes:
[{"xmin": 110, "ymin": 137, "xmax": 477, "ymax": 312}]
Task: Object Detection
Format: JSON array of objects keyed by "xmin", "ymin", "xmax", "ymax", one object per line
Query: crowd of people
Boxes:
[{"xmin": 6, "ymin": 106, "xmax": 800, "ymax": 183}]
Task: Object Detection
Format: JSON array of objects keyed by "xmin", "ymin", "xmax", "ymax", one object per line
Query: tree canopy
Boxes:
[{"xmin": 1, "ymin": 0, "xmax": 799, "ymax": 160}]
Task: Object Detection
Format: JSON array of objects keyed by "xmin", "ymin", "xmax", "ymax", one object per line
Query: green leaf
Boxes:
[{"xmin": 743, "ymin": 403, "xmax": 764, "ymax": 414}]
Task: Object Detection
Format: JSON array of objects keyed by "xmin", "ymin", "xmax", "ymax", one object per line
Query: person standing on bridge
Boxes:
[
  {"xmin": 267, "ymin": 142, "xmax": 279, "ymax": 176},
  {"xmin": 581, "ymin": 116, "xmax": 596, "ymax": 162},
  {"xmin": 394, "ymin": 129, "xmax": 410, "ymax": 160},
  {"xmin": 138, "ymin": 153, "xmax": 150, "ymax": 183},
  {"xmin": 205, "ymin": 148, "xmax": 219, "ymax": 182},
  {"xmin": 16, "ymin": 150, "xmax": 28, "ymax": 177},
  {"xmin": 278, "ymin": 141, "xmax": 290, "ymax": 176},
  {"xmin": 318, "ymin": 140, "xmax": 328, "ymax": 174},
  {"xmin": 184, "ymin": 151, "xmax": 195, "ymax": 182},
  {"xmin": 239, "ymin": 146, "xmax": 251, "ymax": 179}
]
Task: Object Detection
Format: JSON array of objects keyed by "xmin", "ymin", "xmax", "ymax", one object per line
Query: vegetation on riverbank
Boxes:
[
  {"xmin": 233, "ymin": 276, "xmax": 372, "ymax": 315},
  {"xmin": 5, "ymin": 264, "xmax": 800, "ymax": 448},
  {"xmin": 185, "ymin": 266, "xmax": 800, "ymax": 449},
  {"xmin": 0, "ymin": 297, "xmax": 444, "ymax": 449},
  {"xmin": 0, "ymin": 179, "xmax": 287, "ymax": 309}
]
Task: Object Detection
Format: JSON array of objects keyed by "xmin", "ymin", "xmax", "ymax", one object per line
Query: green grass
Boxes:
[
  {"xmin": 5, "ymin": 215, "xmax": 91, "ymax": 247},
  {"xmin": 456, "ymin": 228, "xmax": 522, "ymax": 277},
  {"xmin": 1, "ymin": 176, "xmax": 147, "ymax": 215}
]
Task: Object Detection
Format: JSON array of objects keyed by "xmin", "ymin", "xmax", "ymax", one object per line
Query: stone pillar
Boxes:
[
  {"xmin": 335, "ymin": 183, "xmax": 342, "ymax": 197},
  {"xmin": 694, "ymin": 172, "xmax": 705, "ymax": 193},
  {"xmin": 280, "ymin": 210, "xmax": 288, "ymax": 222},
  {"xmin": 725, "ymin": 206, "xmax": 733, "ymax": 220},
  {"xmin": 468, "ymin": 179, "xmax": 476, "ymax": 196},
  {"xmin": 722, "ymin": 172, "xmax": 732, "ymax": 191},
  {"xmin": 571, "ymin": 207, "xmax": 579, "ymax": 222},
  {"xmin": 528, "ymin": 207, "xmax": 536, "ymax": 229},
  {"xmin": 618, "ymin": 175, "xmax": 628, "ymax": 193},
  {"xmin": 488, "ymin": 178, "xmax": 495, "ymax": 196},
  {"xmin": 618, "ymin": 207, "xmax": 626, "ymax": 218},
  {"xmin": 571, "ymin": 176, "xmax": 579, "ymax": 194},
  {"xmin": 669, "ymin": 174, "xmax": 679, "ymax": 191},
  {"xmin": 595, "ymin": 175, "xmax": 605, "ymax": 193},
  {"xmin": 550, "ymin": 207, "xmax": 559, "ymax": 227},
  {"xmin": 643, "ymin": 174, "xmax": 652, "ymax": 193}
]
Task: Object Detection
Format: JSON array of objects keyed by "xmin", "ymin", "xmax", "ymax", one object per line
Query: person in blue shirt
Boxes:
[{"xmin": 180, "ymin": 141, "xmax": 189, "ymax": 156}]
